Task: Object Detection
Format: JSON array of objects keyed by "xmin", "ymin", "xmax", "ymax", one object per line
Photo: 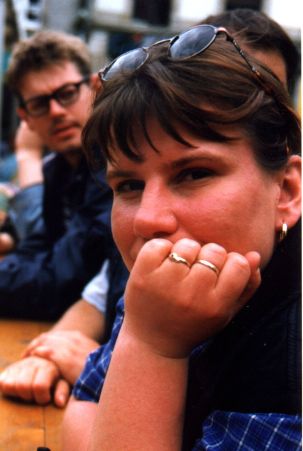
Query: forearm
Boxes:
[
  {"xmin": 63, "ymin": 398, "xmax": 98, "ymax": 450},
  {"xmin": 88, "ymin": 325, "xmax": 188, "ymax": 451},
  {"xmin": 8, "ymin": 183, "xmax": 43, "ymax": 241},
  {"xmin": 52, "ymin": 299, "xmax": 105, "ymax": 341}
]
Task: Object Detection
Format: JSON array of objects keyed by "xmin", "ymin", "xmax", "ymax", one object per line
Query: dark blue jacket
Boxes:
[{"xmin": 0, "ymin": 153, "xmax": 116, "ymax": 320}]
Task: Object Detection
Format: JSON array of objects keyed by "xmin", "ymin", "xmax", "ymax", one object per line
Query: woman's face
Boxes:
[{"xmin": 107, "ymin": 122, "xmax": 283, "ymax": 272}]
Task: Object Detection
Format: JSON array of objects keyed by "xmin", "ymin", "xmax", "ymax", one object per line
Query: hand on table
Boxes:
[
  {"xmin": 0, "ymin": 356, "xmax": 70, "ymax": 407},
  {"xmin": 24, "ymin": 330, "xmax": 99, "ymax": 384}
]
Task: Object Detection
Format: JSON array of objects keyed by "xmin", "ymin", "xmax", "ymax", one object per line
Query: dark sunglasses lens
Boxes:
[
  {"xmin": 103, "ymin": 48, "xmax": 148, "ymax": 80},
  {"xmin": 170, "ymin": 25, "xmax": 216, "ymax": 58}
]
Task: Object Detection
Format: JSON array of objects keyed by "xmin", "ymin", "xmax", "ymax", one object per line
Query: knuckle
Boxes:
[
  {"xmin": 177, "ymin": 238, "xmax": 200, "ymax": 249},
  {"xmin": 204, "ymin": 242, "xmax": 227, "ymax": 257},
  {"xmin": 144, "ymin": 238, "xmax": 170, "ymax": 251},
  {"xmin": 229, "ymin": 253, "xmax": 250, "ymax": 274}
]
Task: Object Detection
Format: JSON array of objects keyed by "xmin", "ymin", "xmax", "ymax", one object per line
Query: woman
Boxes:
[{"xmin": 63, "ymin": 25, "xmax": 301, "ymax": 450}]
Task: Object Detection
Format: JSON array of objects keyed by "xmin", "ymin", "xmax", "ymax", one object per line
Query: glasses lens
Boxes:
[
  {"xmin": 25, "ymin": 97, "xmax": 48, "ymax": 116},
  {"xmin": 102, "ymin": 48, "xmax": 148, "ymax": 81},
  {"xmin": 56, "ymin": 84, "xmax": 80, "ymax": 106},
  {"xmin": 170, "ymin": 25, "xmax": 216, "ymax": 59}
]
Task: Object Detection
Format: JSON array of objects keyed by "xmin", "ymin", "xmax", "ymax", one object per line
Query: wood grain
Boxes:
[{"xmin": 0, "ymin": 319, "xmax": 64, "ymax": 450}]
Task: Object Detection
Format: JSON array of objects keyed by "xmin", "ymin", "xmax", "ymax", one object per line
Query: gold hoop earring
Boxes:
[{"xmin": 279, "ymin": 222, "xmax": 288, "ymax": 242}]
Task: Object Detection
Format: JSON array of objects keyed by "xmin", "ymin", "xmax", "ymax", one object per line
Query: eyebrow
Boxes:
[
  {"xmin": 170, "ymin": 154, "xmax": 219, "ymax": 169},
  {"xmin": 106, "ymin": 153, "xmax": 222, "ymax": 182},
  {"xmin": 24, "ymin": 80, "xmax": 83, "ymax": 103},
  {"xmin": 106, "ymin": 169, "xmax": 137, "ymax": 183}
]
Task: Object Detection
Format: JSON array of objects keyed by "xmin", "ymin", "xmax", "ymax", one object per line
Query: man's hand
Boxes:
[
  {"xmin": 0, "ymin": 232, "xmax": 15, "ymax": 255},
  {"xmin": 14, "ymin": 121, "xmax": 44, "ymax": 188},
  {"xmin": 15, "ymin": 121, "xmax": 44, "ymax": 159},
  {"xmin": 24, "ymin": 330, "xmax": 99, "ymax": 384},
  {"xmin": 0, "ymin": 356, "xmax": 70, "ymax": 407}
]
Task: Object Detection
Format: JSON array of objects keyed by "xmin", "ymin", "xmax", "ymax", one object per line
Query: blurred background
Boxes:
[{"xmin": 0, "ymin": 0, "xmax": 301, "ymax": 178}]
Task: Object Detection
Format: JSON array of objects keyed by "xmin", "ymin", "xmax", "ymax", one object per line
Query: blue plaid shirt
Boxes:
[{"xmin": 73, "ymin": 298, "xmax": 302, "ymax": 450}]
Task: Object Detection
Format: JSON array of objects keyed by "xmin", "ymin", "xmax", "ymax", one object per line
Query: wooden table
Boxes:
[{"xmin": 0, "ymin": 319, "xmax": 65, "ymax": 451}]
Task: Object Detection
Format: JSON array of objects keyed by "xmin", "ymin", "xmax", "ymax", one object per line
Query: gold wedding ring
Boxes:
[
  {"xmin": 195, "ymin": 259, "xmax": 219, "ymax": 275},
  {"xmin": 169, "ymin": 252, "xmax": 190, "ymax": 268}
]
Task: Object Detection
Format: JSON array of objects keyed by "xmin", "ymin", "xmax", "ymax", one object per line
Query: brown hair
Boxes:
[
  {"xmin": 6, "ymin": 30, "xmax": 92, "ymax": 95},
  {"xmin": 200, "ymin": 8, "xmax": 300, "ymax": 92},
  {"xmin": 83, "ymin": 33, "xmax": 301, "ymax": 172}
]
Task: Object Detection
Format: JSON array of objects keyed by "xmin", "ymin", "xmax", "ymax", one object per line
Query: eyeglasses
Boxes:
[
  {"xmin": 99, "ymin": 25, "xmax": 262, "ymax": 85},
  {"xmin": 20, "ymin": 76, "xmax": 90, "ymax": 117}
]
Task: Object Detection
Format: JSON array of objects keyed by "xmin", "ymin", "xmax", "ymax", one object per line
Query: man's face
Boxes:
[{"xmin": 17, "ymin": 62, "xmax": 94, "ymax": 155}]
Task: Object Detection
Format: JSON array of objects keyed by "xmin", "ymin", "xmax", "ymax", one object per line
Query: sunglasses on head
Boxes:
[
  {"xmin": 99, "ymin": 24, "xmax": 263, "ymax": 85},
  {"xmin": 20, "ymin": 76, "xmax": 90, "ymax": 117}
]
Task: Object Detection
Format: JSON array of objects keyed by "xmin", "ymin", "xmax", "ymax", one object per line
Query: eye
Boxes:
[
  {"xmin": 114, "ymin": 179, "xmax": 144, "ymax": 194},
  {"xmin": 26, "ymin": 96, "xmax": 47, "ymax": 113},
  {"xmin": 57, "ymin": 85, "xmax": 78, "ymax": 103},
  {"xmin": 176, "ymin": 167, "xmax": 213, "ymax": 183}
]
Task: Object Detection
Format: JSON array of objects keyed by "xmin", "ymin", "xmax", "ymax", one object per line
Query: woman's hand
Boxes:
[{"xmin": 123, "ymin": 238, "xmax": 261, "ymax": 358}]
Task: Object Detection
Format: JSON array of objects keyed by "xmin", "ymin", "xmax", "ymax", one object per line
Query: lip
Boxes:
[{"xmin": 51, "ymin": 123, "xmax": 77, "ymax": 137}]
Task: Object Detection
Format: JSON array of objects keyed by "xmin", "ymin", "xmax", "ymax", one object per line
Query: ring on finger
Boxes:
[
  {"xmin": 169, "ymin": 252, "xmax": 191, "ymax": 268},
  {"xmin": 195, "ymin": 259, "xmax": 219, "ymax": 275}
]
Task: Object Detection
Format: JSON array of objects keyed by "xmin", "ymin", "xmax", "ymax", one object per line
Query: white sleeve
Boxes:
[{"xmin": 81, "ymin": 260, "xmax": 110, "ymax": 314}]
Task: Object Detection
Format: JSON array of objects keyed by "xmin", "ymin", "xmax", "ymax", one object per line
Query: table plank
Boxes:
[
  {"xmin": 0, "ymin": 319, "xmax": 64, "ymax": 450},
  {"xmin": 45, "ymin": 404, "xmax": 64, "ymax": 450}
]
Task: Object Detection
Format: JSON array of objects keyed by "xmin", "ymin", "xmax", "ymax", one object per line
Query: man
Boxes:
[{"xmin": 0, "ymin": 30, "xmax": 115, "ymax": 320}]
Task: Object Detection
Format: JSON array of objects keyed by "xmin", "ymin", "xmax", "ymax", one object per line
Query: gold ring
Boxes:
[
  {"xmin": 169, "ymin": 252, "xmax": 190, "ymax": 268},
  {"xmin": 195, "ymin": 259, "xmax": 219, "ymax": 275}
]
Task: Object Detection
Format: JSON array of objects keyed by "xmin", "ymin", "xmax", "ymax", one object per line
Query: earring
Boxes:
[{"xmin": 279, "ymin": 222, "xmax": 288, "ymax": 242}]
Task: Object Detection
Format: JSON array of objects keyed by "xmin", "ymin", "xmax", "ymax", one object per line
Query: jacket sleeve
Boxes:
[
  {"xmin": 0, "ymin": 173, "xmax": 114, "ymax": 320},
  {"xmin": 8, "ymin": 183, "xmax": 44, "ymax": 241}
]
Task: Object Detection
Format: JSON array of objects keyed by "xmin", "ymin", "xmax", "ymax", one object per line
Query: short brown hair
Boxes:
[
  {"xmin": 200, "ymin": 8, "xmax": 300, "ymax": 92},
  {"xmin": 6, "ymin": 30, "xmax": 92, "ymax": 95}
]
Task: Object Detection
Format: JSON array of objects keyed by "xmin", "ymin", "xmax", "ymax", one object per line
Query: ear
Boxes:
[
  {"xmin": 275, "ymin": 155, "xmax": 301, "ymax": 231},
  {"xmin": 89, "ymin": 73, "xmax": 102, "ymax": 94},
  {"xmin": 17, "ymin": 106, "xmax": 27, "ymax": 121}
]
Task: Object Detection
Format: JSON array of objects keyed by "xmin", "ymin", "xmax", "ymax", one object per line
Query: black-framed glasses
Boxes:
[
  {"xmin": 20, "ymin": 76, "xmax": 90, "ymax": 117},
  {"xmin": 99, "ymin": 25, "xmax": 262, "ymax": 85}
]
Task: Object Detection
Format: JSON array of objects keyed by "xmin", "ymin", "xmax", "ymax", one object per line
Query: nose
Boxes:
[
  {"xmin": 133, "ymin": 182, "xmax": 178, "ymax": 240},
  {"xmin": 48, "ymin": 98, "xmax": 67, "ymax": 116}
]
